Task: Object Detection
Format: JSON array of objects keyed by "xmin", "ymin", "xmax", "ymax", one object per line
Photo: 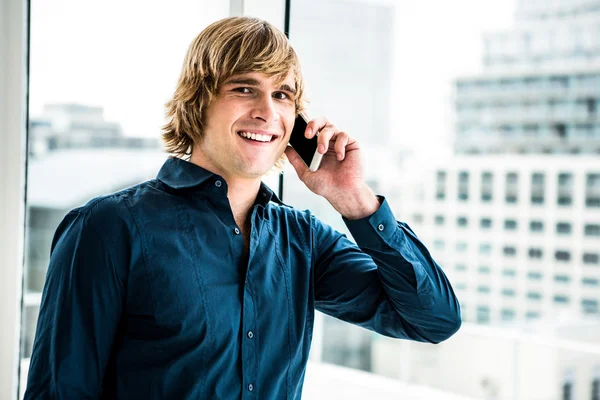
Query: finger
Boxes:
[
  {"xmin": 333, "ymin": 131, "xmax": 350, "ymax": 160},
  {"xmin": 284, "ymin": 146, "xmax": 309, "ymax": 180},
  {"xmin": 316, "ymin": 125, "xmax": 338, "ymax": 154},
  {"xmin": 305, "ymin": 117, "xmax": 329, "ymax": 139}
]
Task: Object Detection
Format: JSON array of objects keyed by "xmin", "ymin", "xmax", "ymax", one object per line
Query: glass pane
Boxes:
[
  {"xmin": 22, "ymin": 0, "xmax": 230, "ymax": 395},
  {"xmin": 288, "ymin": 0, "xmax": 600, "ymax": 398}
]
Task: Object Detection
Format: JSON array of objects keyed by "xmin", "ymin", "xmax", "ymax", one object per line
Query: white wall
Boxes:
[{"xmin": 0, "ymin": 0, "xmax": 28, "ymax": 398}]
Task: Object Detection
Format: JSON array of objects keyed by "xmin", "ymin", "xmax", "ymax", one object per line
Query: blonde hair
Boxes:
[{"xmin": 162, "ymin": 16, "xmax": 305, "ymax": 162}]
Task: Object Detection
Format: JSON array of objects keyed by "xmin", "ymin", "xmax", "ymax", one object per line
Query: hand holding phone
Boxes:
[{"xmin": 288, "ymin": 112, "xmax": 323, "ymax": 172}]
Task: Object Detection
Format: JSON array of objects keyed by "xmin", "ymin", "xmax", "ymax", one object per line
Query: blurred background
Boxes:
[{"xmin": 3, "ymin": 0, "xmax": 600, "ymax": 398}]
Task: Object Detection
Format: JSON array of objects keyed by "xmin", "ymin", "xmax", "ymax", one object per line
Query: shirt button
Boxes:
[
  {"xmin": 247, "ymin": 331, "xmax": 254, "ymax": 339},
  {"xmin": 234, "ymin": 227, "xmax": 240, "ymax": 235},
  {"xmin": 248, "ymin": 384, "xmax": 254, "ymax": 392},
  {"xmin": 378, "ymin": 223, "xmax": 385, "ymax": 231},
  {"xmin": 215, "ymin": 180, "xmax": 222, "ymax": 187}
]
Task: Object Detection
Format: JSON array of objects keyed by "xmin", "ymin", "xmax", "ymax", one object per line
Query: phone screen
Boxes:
[{"xmin": 289, "ymin": 114, "xmax": 319, "ymax": 168}]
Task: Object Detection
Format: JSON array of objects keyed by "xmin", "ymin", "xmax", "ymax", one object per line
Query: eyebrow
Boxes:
[{"xmin": 224, "ymin": 77, "xmax": 297, "ymax": 94}]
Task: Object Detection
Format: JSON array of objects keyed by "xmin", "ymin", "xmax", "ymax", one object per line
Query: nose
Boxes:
[{"xmin": 250, "ymin": 94, "xmax": 278, "ymax": 124}]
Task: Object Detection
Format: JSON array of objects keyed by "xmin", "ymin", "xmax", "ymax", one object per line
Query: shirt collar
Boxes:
[{"xmin": 156, "ymin": 157, "xmax": 283, "ymax": 206}]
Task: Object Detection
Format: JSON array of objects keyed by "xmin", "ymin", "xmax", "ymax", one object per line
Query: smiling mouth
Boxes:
[{"xmin": 237, "ymin": 131, "xmax": 277, "ymax": 143}]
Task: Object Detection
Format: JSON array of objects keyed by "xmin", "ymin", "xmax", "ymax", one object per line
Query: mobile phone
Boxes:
[{"xmin": 288, "ymin": 112, "xmax": 323, "ymax": 171}]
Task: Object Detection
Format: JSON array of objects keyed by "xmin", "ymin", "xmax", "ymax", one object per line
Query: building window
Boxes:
[
  {"xmin": 433, "ymin": 239, "xmax": 445, "ymax": 250},
  {"xmin": 477, "ymin": 306, "xmax": 490, "ymax": 324},
  {"xmin": 480, "ymin": 218, "xmax": 492, "ymax": 229},
  {"xmin": 554, "ymin": 275, "xmax": 571, "ymax": 283},
  {"xmin": 554, "ymin": 295, "xmax": 569, "ymax": 304},
  {"xmin": 584, "ymin": 253, "xmax": 600, "ymax": 265},
  {"xmin": 434, "ymin": 215, "xmax": 445, "ymax": 226},
  {"xmin": 455, "ymin": 283, "xmax": 467, "ymax": 290},
  {"xmin": 501, "ymin": 309, "xmax": 515, "ymax": 320},
  {"xmin": 503, "ymin": 269, "xmax": 516, "ymax": 277},
  {"xmin": 556, "ymin": 222, "xmax": 572, "ymax": 235},
  {"xmin": 458, "ymin": 171, "xmax": 469, "ymax": 201},
  {"xmin": 527, "ymin": 271, "xmax": 543, "ymax": 280},
  {"xmin": 502, "ymin": 288, "xmax": 516, "ymax": 296},
  {"xmin": 481, "ymin": 172, "xmax": 493, "ymax": 202},
  {"xmin": 503, "ymin": 246, "xmax": 517, "ymax": 257},
  {"xmin": 478, "ymin": 266, "xmax": 491, "ymax": 274},
  {"xmin": 582, "ymin": 299, "xmax": 599, "ymax": 314},
  {"xmin": 531, "ymin": 172, "xmax": 545, "ymax": 205},
  {"xmin": 563, "ymin": 380, "xmax": 573, "ymax": 400},
  {"xmin": 528, "ymin": 248, "xmax": 543, "ymax": 259},
  {"xmin": 456, "ymin": 242, "xmax": 468, "ymax": 252},
  {"xmin": 412, "ymin": 213, "xmax": 424, "ymax": 224},
  {"xmin": 530, "ymin": 220, "xmax": 544, "ymax": 232},
  {"xmin": 527, "ymin": 291, "xmax": 542, "ymax": 300},
  {"xmin": 557, "ymin": 172, "xmax": 573, "ymax": 206},
  {"xmin": 477, "ymin": 286, "xmax": 490, "ymax": 293},
  {"xmin": 457, "ymin": 216, "xmax": 468, "ymax": 228},
  {"xmin": 526, "ymin": 311, "xmax": 540, "ymax": 320},
  {"xmin": 456, "ymin": 264, "xmax": 467, "ymax": 271},
  {"xmin": 584, "ymin": 224, "xmax": 600, "ymax": 236},
  {"xmin": 504, "ymin": 219, "xmax": 518, "ymax": 230},
  {"xmin": 436, "ymin": 171, "xmax": 446, "ymax": 200},
  {"xmin": 555, "ymin": 250, "xmax": 571, "ymax": 262},
  {"xmin": 592, "ymin": 378, "xmax": 599, "ymax": 400},
  {"xmin": 479, "ymin": 243, "xmax": 492, "ymax": 254},
  {"xmin": 582, "ymin": 277, "xmax": 599, "ymax": 286},
  {"xmin": 587, "ymin": 173, "xmax": 600, "ymax": 207},
  {"xmin": 505, "ymin": 172, "xmax": 519, "ymax": 203}
]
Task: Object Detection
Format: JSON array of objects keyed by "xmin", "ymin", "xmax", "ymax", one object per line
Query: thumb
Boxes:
[{"xmin": 284, "ymin": 146, "xmax": 308, "ymax": 180}]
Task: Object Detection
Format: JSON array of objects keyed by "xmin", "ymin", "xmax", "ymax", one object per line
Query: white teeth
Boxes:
[{"xmin": 238, "ymin": 132, "xmax": 273, "ymax": 142}]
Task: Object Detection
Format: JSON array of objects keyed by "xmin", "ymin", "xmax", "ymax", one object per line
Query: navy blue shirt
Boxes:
[{"xmin": 25, "ymin": 157, "xmax": 461, "ymax": 400}]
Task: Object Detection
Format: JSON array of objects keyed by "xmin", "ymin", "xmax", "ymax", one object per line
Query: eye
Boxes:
[
  {"xmin": 232, "ymin": 87, "xmax": 252, "ymax": 94},
  {"xmin": 273, "ymin": 92, "xmax": 290, "ymax": 100}
]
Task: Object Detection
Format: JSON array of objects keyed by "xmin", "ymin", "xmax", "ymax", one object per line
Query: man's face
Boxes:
[{"xmin": 194, "ymin": 71, "xmax": 296, "ymax": 181}]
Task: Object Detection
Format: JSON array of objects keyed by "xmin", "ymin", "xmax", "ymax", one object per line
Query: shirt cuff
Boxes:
[{"xmin": 343, "ymin": 196, "xmax": 398, "ymax": 249}]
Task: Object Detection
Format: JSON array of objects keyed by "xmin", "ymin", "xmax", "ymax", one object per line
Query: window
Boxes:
[
  {"xmin": 503, "ymin": 246, "xmax": 517, "ymax": 256},
  {"xmin": 555, "ymin": 251, "xmax": 571, "ymax": 262},
  {"xmin": 527, "ymin": 272, "xmax": 543, "ymax": 280},
  {"xmin": 502, "ymin": 288, "xmax": 516, "ymax": 296},
  {"xmin": 528, "ymin": 248, "xmax": 543, "ymax": 259},
  {"xmin": 456, "ymin": 264, "xmax": 467, "ymax": 271},
  {"xmin": 582, "ymin": 277, "xmax": 599, "ymax": 286},
  {"xmin": 563, "ymin": 380, "xmax": 573, "ymax": 400},
  {"xmin": 501, "ymin": 309, "xmax": 515, "ymax": 320},
  {"xmin": 458, "ymin": 171, "xmax": 469, "ymax": 201},
  {"xmin": 555, "ymin": 275, "xmax": 571, "ymax": 283},
  {"xmin": 503, "ymin": 269, "xmax": 516, "ymax": 277},
  {"xmin": 526, "ymin": 311, "xmax": 540, "ymax": 320},
  {"xmin": 480, "ymin": 218, "xmax": 492, "ymax": 229},
  {"xmin": 434, "ymin": 239, "xmax": 445, "ymax": 250},
  {"xmin": 527, "ymin": 292, "xmax": 542, "ymax": 300},
  {"xmin": 505, "ymin": 172, "xmax": 519, "ymax": 203},
  {"xmin": 477, "ymin": 306, "xmax": 490, "ymax": 323},
  {"xmin": 478, "ymin": 266, "xmax": 491, "ymax": 274},
  {"xmin": 455, "ymin": 283, "xmax": 468, "ymax": 290},
  {"xmin": 557, "ymin": 172, "xmax": 573, "ymax": 206},
  {"xmin": 412, "ymin": 213, "xmax": 424, "ymax": 224},
  {"xmin": 592, "ymin": 378, "xmax": 599, "ymax": 400},
  {"xmin": 582, "ymin": 299, "xmax": 599, "ymax": 314},
  {"xmin": 531, "ymin": 172, "xmax": 545, "ymax": 204},
  {"xmin": 456, "ymin": 242, "xmax": 468, "ymax": 252},
  {"xmin": 587, "ymin": 173, "xmax": 600, "ymax": 207},
  {"xmin": 554, "ymin": 295, "xmax": 570, "ymax": 304},
  {"xmin": 481, "ymin": 171, "xmax": 493, "ymax": 202},
  {"xmin": 504, "ymin": 219, "xmax": 518, "ymax": 230},
  {"xmin": 584, "ymin": 253, "xmax": 600, "ymax": 265},
  {"xmin": 479, "ymin": 243, "xmax": 492, "ymax": 254},
  {"xmin": 436, "ymin": 171, "xmax": 447, "ymax": 200},
  {"xmin": 477, "ymin": 286, "xmax": 491, "ymax": 293},
  {"xmin": 585, "ymin": 224, "xmax": 600, "ymax": 236},
  {"xmin": 434, "ymin": 215, "xmax": 445, "ymax": 225},
  {"xmin": 457, "ymin": 216, "xmax": 468, "ymax": 228},
  {"xmin": 556, "ymin": 222, "xmax": 572, "ymax": 235},
  {"xmin": 530, "ymin": 220, "xmax": 544, "ymax": 232}
]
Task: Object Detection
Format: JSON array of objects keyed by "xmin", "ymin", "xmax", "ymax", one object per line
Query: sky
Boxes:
[{"xmin": 29, "ymin": 0, "xmax": 516, "ymax": 155}]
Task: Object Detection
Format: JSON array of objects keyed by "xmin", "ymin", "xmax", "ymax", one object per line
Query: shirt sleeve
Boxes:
[
  {"xmin": 312, "ymin": 197, "xmax": 461, "ymax": 344},
  {"xmin": 24, "ymin": 203, "xmax": 128, "ymax": 399}
]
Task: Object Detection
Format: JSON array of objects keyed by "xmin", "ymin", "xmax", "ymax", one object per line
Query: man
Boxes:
[{"xmin": 25, "ymin": 16, "xmax": 461, "ymax": 399}]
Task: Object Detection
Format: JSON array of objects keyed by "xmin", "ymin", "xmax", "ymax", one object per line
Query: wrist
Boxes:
[{"xmin": 331, "ymin": 185, "xmax": 380, "ymax": 220}]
